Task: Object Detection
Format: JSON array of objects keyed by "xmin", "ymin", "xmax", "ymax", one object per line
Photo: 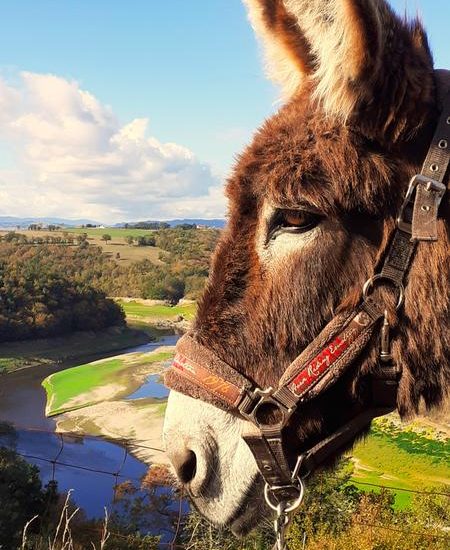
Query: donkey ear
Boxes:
[{"xmin": 244, "ymin": 0, "xmax": 434, "ymax": 130}]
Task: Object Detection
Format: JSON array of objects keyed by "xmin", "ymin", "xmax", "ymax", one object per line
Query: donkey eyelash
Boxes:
[{"xmin": 267, "ymin": 209, "xmax": 322, "ymax": 241}]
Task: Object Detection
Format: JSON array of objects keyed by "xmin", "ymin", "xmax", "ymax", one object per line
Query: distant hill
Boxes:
[
  {"xmin": 0, "ymin": 216, "xmax": 226, "ymax": 230},
  {"xmin": 114, "ymin": 219, "xmax": 226, "ymax": 229},
  {"xmin": 0, "ymin": 216, "xmax": 100, "ymax": 229}
]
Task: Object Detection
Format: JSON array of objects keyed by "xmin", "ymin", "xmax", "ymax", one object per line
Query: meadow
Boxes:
[
  {"xmin": 65, "ymin": 227, "xmax": 158, "ymax": 238},
  {"xmin": 117, "ymin": 300, "xmax": 197, "ymax": 320},
  {"xmin": 350, "ymin": 415, "xmax": 449, "ymax": 508}
]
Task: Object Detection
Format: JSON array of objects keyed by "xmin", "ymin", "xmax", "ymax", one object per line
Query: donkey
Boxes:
[{"xmin": 164, "ymin": 0, "xmax": 450, "ymax": 536}]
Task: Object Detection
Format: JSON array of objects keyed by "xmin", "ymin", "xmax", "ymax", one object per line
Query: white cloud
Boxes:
[{"xmin": 0, "ymin": 72, "xmax": 226, "ymax": 222}]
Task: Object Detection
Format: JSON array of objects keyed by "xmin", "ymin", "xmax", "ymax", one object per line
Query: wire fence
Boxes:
[
  {"xmin": 5, "ymin": 424, "xmax": 449, "ymax": 498},
  {"xmin": 0, "ymin": 423, "xmax": 449, "ymax": 548},
  {"xmin": 0, "ymin": 423, "xmax": 184, "ymax": 548}
]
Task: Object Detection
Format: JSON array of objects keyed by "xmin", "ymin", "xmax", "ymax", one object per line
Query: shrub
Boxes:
[{"xmin": 0, "ymin": 448, "xmax": 57, "ymax": 550}]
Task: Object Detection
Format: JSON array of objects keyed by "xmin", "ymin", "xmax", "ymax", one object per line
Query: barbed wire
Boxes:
[
  {"xmin": 1, "ymin": 423, "xmax": 166, "ymax": 454},
  {"xmin": 2, "ymin": 423, "xmax": 448, "ymax": 498},
  {"xmin": 0, "ymin": 424, "xmax": 184, "ymax": 548},
  {"xmin": 1, "ymin": 423, "xmax": 449, "ymax": 547},
  {"xmin": 350, "ymin": 520, "xmax": 449, "ymax": 541},
  {"xmin": 350, "ymin": 479, "xmax": 450, "ymax": 497}
]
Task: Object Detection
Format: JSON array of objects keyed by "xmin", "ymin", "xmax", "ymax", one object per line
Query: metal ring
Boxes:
[
  {"xmin": 264, "ymin": 477, "xmax": 305, "ymax": 513},
  {"xmin": 362, "ymin": 274, "xmax": 405, "ymax": 310}
]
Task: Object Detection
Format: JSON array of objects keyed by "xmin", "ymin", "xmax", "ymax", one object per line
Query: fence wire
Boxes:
[
  {"xmin": 5, "ymin": 424, "xmax": 449, "ymax": 498},
  {"xmin": 0, "ymin": 423, "xmax": 183, "ymax": 548},
  {"xmin": 0, "ymin": 423, "xmax": 449, "ymax": 548}
]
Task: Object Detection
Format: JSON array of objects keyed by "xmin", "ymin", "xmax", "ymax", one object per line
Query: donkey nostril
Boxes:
[{"xmin": 170, "ymin": 448, "xmax": 197, "ymax": 484}]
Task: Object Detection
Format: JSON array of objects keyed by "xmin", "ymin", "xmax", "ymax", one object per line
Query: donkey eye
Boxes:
[
  {"xmin": 268, "ymin": 209, "xmax": 321, "ymax": 241},
  {"xmin": 281, "ymin": 210, "xmax": 316, "ymax": 228}
]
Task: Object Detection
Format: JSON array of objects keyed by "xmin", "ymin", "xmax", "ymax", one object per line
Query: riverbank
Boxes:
[
  {"xmin": 44, "ymin": 344, "xmax": 176, "ymax": 464},
  {"xmin": 0, "ymin": 325, "xmax": 150, "ymax": 374},
  {"xmin": 44, "ymin": 347, "xmax": 173, "ymax": 416},
  {"xmin": 0, "ymin": 300, "xmax": 195, "ymax": 374}
]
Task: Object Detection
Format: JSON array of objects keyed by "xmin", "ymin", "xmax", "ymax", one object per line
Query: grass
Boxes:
[
  {"xmin": 0, "ymin": 326, "xmax": 150, "ymax": 374},
  {"xmin": 43, "ymin": 350, "xmax": 173, "ymax": 416},
  {"xmin": 43, "ymin": 358, "xmax": 126, "ymax": 416},
  {"xmin": 349, "ymin": 416, "xmax": 450, "ymax": 508},
  {"xmin": 118, "ymin": 300, "xmax": 197, "ymax": 320},
  {"xmin": 65, "ymin": 227, "xmax": 158, "ymax": 238}
]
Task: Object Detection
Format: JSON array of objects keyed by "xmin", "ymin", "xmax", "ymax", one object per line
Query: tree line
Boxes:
[
  {"xmin": 1, "ymin": 231, "xmax": 88, "ymax": 246},
  {"xmin": 0, "ymin": 243, "xmax": 125, "ymax": 342}
]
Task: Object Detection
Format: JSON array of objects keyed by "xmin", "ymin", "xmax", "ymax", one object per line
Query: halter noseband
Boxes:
[{"xmin": 164, "ymin": 75, "xmax": 450, "ymax": 547}]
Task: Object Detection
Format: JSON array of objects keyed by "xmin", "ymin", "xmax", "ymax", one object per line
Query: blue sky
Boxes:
[{"xmin": 0, "ymin": 0, "xmax": 448, "ymax": 222}]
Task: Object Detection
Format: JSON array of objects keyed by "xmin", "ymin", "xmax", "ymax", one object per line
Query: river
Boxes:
[{"xmin": 0, "ymin": 334, "xmax": 180, "ymax": 540}]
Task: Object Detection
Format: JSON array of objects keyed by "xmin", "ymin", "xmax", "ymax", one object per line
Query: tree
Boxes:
[
  {"xmin": 102, "ymin": 234, "xmax": 112, "ymax": 244},
  {"xmin": 144, "ymin": 274, "xmax": 185, "ymax": 303},
  {"xmin": 135, "ymin": 236, "xmax": 155, "ymax": 247},
  {"xmin": 0, "ymin": 447, "xmax": 57, "ymax": 550},
  {"xmin": 125, "ymin": 236, "xmax": 134, "ymax": 245},
  {"xmin": 76, "ymin": 233, "xmax": 88, "ymax": 245}
]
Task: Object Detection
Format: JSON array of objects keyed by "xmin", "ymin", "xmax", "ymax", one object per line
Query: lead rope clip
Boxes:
[
  {"xmin": 266, "ymin": 457, "xmax": 306, "ymax": 550},
  {"xmin": 380, "ymin": 310, "xmax": 392, "ymax": 363},
  {"xmin": 272, "ymin": 502, "xmax": 291, "ymax": 550}
]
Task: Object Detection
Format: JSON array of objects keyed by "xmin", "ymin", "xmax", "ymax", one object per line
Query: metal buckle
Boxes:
[
  {"xmin": 239, "ymin": 387, "xmax": 293, "ymax": 430},
  {"xmin": 397, "ymin": 174, "xmax": 446, "ymax": 234}
]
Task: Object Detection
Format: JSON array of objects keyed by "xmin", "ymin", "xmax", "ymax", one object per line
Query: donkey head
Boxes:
[{"xmin": 164, "ymin": 0, "xmax": 449, "ymax": 534}]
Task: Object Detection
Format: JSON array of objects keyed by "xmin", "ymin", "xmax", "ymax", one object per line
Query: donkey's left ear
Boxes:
[{"xmin": 244, "ymin": 0, "xmax": 435, "ymax": 137}]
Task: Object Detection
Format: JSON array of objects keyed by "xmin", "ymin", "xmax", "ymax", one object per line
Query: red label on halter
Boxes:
[
  {"xmin": 171, "ymin": 353, "xmax": 243, "ymax": 406},
  {"xmin": 290, "ymin": 336, "xmax": 349, "ymax": 396}
]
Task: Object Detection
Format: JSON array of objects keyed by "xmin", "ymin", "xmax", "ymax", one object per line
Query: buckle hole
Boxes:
[
  {"xmin": 430, "ymin": 163, "xmax": 439, "ymax": 172},
  {"xmin": 438, "ymin": 139, "xmax": 448, "ymax": 149}
]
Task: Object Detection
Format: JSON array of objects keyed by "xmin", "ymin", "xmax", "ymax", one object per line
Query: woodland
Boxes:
[{"xmin": 0, "ymin": 227, "xmax": 219, "ymax": 342}]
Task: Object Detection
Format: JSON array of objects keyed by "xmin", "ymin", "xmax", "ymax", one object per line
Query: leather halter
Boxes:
[{"xmin": 165, "ymin": 74, "xmax": 450, "ymax": 507}]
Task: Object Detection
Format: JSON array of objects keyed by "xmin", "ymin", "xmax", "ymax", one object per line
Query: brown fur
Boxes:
[{"xmin": 190, "ymin": 1, "xmax": 450, "ymax": 464}]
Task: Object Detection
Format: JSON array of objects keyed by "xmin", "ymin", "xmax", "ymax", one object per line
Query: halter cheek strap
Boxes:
[{"xmin": 164, "ymin": 78, "xmax": 450, "ymax": 510}]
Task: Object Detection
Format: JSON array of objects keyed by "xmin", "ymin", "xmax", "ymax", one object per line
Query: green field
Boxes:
[
  {"xmin": 65, "ymin": 227, "xmax": 158, "ymax": 238},
  {"xmin": 43, "ymin": 350, "xmax": 173, "ymax": 416},
  {"xmin": 118, "ymin": 300, "xmax": 197, "ymax": 320},
  {"xmin": 350, "ymin": 416, "xmax": 449, "ymax": 508}
]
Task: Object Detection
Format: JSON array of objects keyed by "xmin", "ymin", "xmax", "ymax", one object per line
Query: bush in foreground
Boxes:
[{"xmin": 0, "ymin": 448, "xmax": 57, "ymax": 550}]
